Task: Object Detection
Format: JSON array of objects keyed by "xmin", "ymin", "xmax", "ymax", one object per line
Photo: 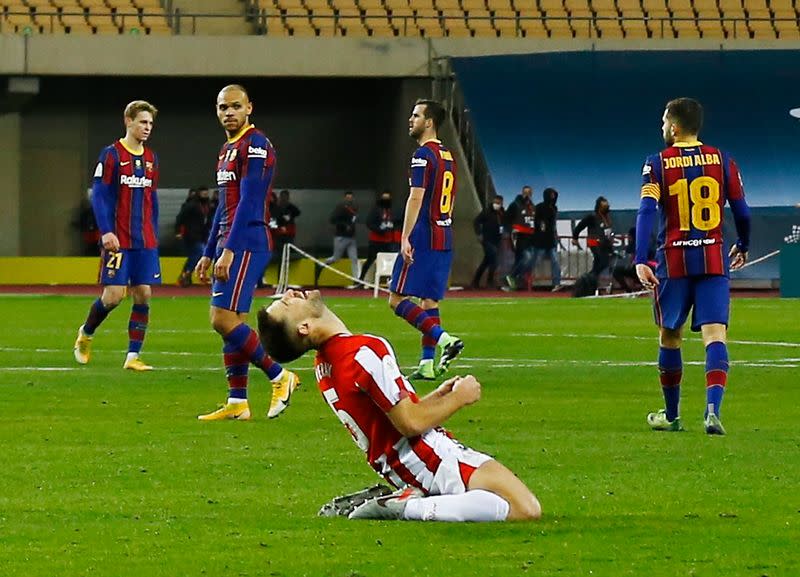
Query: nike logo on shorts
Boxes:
[
  {"xmin": 212, "ymin": 291, "xmax": 224, "ymax": 297},
  {"xmin": 154, "ymin": 273, "xmax": 161, "ymax": 278}
]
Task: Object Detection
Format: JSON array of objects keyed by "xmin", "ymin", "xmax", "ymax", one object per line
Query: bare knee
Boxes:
[
  {"xmin": 701, "ymin": 323, "xmax": 727, "ymax": 347},
  {"xmin": 210, "ymin": 307, "xmax": 239, "ymax": 335},
  {"xmin": 509, "ymin": 494, "xmax": 542, "ymax": 521},
  {"xmin": 129, "ymin": 285, "xmax": 151, "ymax": 305},
  {"xmin": 101, "ymin": 286, "xmax": 125, "ymax": 308},
  {"xmin": 659, "ymin": 327, "xmax": 682, "ymax": 349}
]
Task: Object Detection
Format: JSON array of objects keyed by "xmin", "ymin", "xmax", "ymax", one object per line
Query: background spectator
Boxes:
[
  {"xmin": 471, "ymin": 194, "xmax": 505, "ymax": 289},
  {"xmin": 315, "ymin": 191, "xmax": 359, "ymax": 287},
  {"xmin": 572, "ymin": 195, "xmax": 614, "ymax": 277},
  {"xmin": 175, "ymin": 186, "xmax": 212, "ymax": 287},
  {"xmin": 503, "ymin": 185, "xmax": 536, "ymax": 291},
  {"xmin": 359, "ymin": 190, "xmax": 399, "ymax": 285},
  {"xmin": 532, "ymin": 187, "xmax": 563, "ymax": 291},
  {"xmin": 269, "ymin": 189, "xmax": 302, "ymax": 261}
]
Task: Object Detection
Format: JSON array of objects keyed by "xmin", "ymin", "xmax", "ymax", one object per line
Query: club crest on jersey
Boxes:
[{"xmin": 120, "ymin": 174, "xmax": 153, "ymax": 188}]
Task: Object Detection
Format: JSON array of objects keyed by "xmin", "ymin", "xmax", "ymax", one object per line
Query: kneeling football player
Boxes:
[{"xmin": 257, "ymin": 290, "xmax": 541, "ymax": 522}]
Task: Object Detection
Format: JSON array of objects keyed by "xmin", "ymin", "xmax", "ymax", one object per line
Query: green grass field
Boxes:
[{"xmin": 0, "ymin": 294, "xmax": 798, "ymax": 577}]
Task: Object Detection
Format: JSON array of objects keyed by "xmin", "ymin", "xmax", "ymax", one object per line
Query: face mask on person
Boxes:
[{"xmin": 380, "ymin": 197, "xmax": 391, "ymax": 208}]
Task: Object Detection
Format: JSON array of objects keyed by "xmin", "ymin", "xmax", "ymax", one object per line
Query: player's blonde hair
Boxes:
[{"xmin": 124, "ymin": 100, "xmax": 158, "ymax": 121}]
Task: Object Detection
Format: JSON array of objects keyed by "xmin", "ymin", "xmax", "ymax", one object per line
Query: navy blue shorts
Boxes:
[
  {"xmin": 211, "ymin": 250, "xmax": 270, "ymax": 313},
  {"xmin": 389, "ymin": 249, "xmax": 452, "ymax": 301},
  {"xmin": 653, "ymin": 275, "xmax": 730, "ymax": 332},
  {"xmin": 99, "ymin": 249, "xmax": 161, "ymax": 286}
]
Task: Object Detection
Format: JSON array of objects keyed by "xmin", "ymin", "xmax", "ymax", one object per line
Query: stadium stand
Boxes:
[
  {"xmin": 0, "ymin": 0, "xmax": 171, "ymax": 34},
  {"xmin": 0, "ymin": 0, "xmax": 798, "ymax": 38}
]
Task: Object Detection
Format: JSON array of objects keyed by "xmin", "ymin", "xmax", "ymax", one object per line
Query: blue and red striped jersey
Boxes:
[
  {"xmin": 205, "ymin": 124, "xmax": 275, "ymax": 256},
  {"xmin": 640, "ymin": 142, "xmax": 746, "ymax": 278},
  {"xmin": 408, "ymin": 140, "xmax": 457, "ymax": 251},
  {"xmin": 91, "ymin": 140, "xmax": 159, "ymax": 249}
]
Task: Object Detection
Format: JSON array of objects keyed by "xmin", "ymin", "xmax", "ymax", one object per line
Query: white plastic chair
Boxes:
[{"xmin": 373, "ymin": 252, "xmax": 398, "ymax": 298}]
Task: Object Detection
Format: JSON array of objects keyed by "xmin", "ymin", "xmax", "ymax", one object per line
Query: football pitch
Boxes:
[{"xmin": 0, "ymin": 294, "xmax": 798, "ymax": 577}]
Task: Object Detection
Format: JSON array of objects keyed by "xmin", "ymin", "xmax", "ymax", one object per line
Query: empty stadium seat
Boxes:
[
  {"xmin": 518, "ymin": 13, "xmax": 549, "ymax": 33},
  {"xmin": 622, "ymin": 16, "xmax": 650, "ymax": 34},
  {"xmin": 595, "ymin": 15, "xmax": 624, "ymax": 36}
]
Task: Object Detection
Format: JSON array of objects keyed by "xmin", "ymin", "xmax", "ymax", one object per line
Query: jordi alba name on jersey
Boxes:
[
  {"xmin": 641, "ymin": 142, "xmax": 745, "ymax": 278},
  {"xmin": 408, "ymin": 140, "xmax": 457, "ymax": 251}
]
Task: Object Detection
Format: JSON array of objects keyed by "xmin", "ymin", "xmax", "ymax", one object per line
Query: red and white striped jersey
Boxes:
[{"xmin": 315, "ymin": 333, "xmax": 462, "ymax": 493}]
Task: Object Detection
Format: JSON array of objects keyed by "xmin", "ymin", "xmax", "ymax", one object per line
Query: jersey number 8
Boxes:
[{"xmin": 439, "ymin": 170, "xmax": 455, "ymax": 215}]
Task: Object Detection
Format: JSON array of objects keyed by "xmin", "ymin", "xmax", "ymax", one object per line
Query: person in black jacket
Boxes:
[
  {"xmin": 315, "ymin": 191, "xmax": 359, "ymax": 287},
  {"xmin": 572, "ymin": 196, "xmax": 614, "ymax": 277},
  {"xmin": 503, "ymin": 185, "xmax": 536, "ymax": 291},
  {"xmin": 471, "ymin": 194, "xmax": 505, "ymax": 289},
  {"xmin": 269, "ymin": 189, "xmax": 302, "ymax": 261},
  {"xmin": 359, "ymin": 190, "xmax": 399, "ymax": 284},
  {"xmin": 175, "ymin": 186, "xmax": 212, "ymax": 287},
  {"xmin": 531, "ymin": 187, "xmax": 563, "ymax": 291}
]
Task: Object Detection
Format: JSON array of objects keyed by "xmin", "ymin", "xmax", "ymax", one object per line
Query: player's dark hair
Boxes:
[
  {"xmin": 594, "ymin": 196, "xmax": 608, "ymax": 212},
  {"xmin": 256, "ymin": 307, "xmax": 308, "ymax": 364},
  {"xmin": 415, "ymin": 99, "xmax": 445, "ymax": 130},
  {"xmin": 665, "ymin": 98, "xmax": 703, "ymax": 135}
]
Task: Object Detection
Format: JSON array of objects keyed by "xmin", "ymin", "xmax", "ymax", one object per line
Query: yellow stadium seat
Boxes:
[
  {"xmin": 622, "ymin": 16, "xmax": 650, "ymax": 35},
  {"xmin": 697, "ymin": 17, "xmax": 726, "ymax": 35},
  {"xmin": 51, "ymin": 0, "xmax": 82, "ymax": 10},
  {"xmin": 717, "ymin": 0, "xmax": 745, "ymax": 19},
  {"xmin": 595, "ymin": 16, "xmax": 623, "ymax": 36},
  {"xmin": 591, "ymin": 0, "xmax": 617, "ymax": 16},
  {"xmin": 141, "ymin": 12, "xmax": 170, "ymax": 33},
  {"xmin": 513, "ymin": 0, "xmax": 542, "ymax": 16},
  {"xmin": 546, "ymin": 14, "xmax": 574, "ymax": 33},
  {"xmin": 672, "ymin": 15, "xmax": 699, "ymax": 34},
  {"xmin": 25, "ymin": 0, "xmax": 52, "ymax": 10},
  {"xmin": 436, "ymin": 0, "xmax": 460, "ymax": 9},
  {"xmin": 747, "ymin": 16, "xmax": 775, "ymax": 35},
  {"xmin": 617, "ymin": 0, "xmax": 645, "ymax": 16},
  {"xmin": 445, "ymin": 14, "xmax": 473, "ymax": 33},
  {"xmin": 487, "ymin": 0, "xmax": 514, "ymax": 10},
  {"xmin": 416, "ymin": 13, "xmax": 444, "ymax": 33},
  {"xmin": 264, "ymin": 14, "xmax": 289, "ymax": 34},
  {"xmin": 518, "ymin": 13, "xmax": 549, "ymax": 33},
  {"xmin": 492, "ymin": 6, "xmax": 517, "ymax": 29},
  {"xmin": 775, "ymin": 22, "xmax": 800, "ymax": 37},
  {"xmin": 468, "ymin": 9, "xmax": 496, "ymax": 32}
]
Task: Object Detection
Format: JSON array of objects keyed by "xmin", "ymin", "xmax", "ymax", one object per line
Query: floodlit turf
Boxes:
[{"xmin": 0, "ymin": 294, "xmax": 798, "ymax": 577}]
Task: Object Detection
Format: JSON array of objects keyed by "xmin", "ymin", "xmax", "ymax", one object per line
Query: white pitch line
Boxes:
[
  {"xmin": 511, "ymin": 332, "xmax": 800, "ymax": 348},
  {"xmin": 3, "ymin": 358, "xmax": 798, "ymax": 373}
]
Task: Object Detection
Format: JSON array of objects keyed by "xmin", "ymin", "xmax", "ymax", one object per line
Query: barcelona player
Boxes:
[
  {"xmin": 388, "ymin": 99, "xmax": 463, "ymax": 381},
  {"xmin": 636, "ymin": 98, "xmax": 751, "ymax": 435},
  {"xmin": 196, "ymin": 84, "xmax": 299, "ymax": 421},
  {"xmin": 73, "ymin": 100, "xmax": 161, "ymax": 371},
  {"xmin": 257, "ymin": 290, "xmax": 541, "ymax": 522}
]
